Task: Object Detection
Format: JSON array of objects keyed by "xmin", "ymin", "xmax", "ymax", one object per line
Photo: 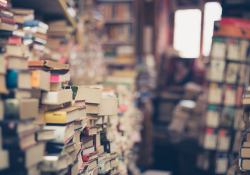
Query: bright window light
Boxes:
[
  {"xmin": 174, "ymin": 9, "xmax": 202, "ymax": 58},
  {"xmin": 202, "ymin": 2, "xmax": 222, "ymax": 56}
]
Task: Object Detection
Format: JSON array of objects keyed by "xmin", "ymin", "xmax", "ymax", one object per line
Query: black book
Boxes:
[
  {"xmin": 0, "ymin": 120, "xmax": 36, "ymax": 135},
  {"xmin": 8, "ymin": 142, "xmax": 45, "ymax": 168},
  {"xmin": 2, "ymin": 129, "xmax": 37, "ymax": 150},
  {"xmin": 101, "ymin": 140, "xmax": 114, "ymax": 154},
  {"xmin": 0, "ymin": 30, "xmax": 13, "ymax": 37}
]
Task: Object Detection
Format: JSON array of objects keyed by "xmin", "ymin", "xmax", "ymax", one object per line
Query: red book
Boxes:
[
  {"xmin": 1, "ymin": 16, "xmax": 15, "ymax": 25},
  {"xmin": 82, "ymin": 151, "xmax": 98, "ymax": 162},
  {"xmin": 8, "ymin": 37, "xmax": 22, "ymax": 45}
]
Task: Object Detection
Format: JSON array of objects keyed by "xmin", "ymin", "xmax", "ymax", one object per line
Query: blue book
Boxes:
[
  {"xmin": 243, "ymin": 92, "xmax": 250, "ymax": 98},
  {"xmin": 23, "ymin": 20, "xmax": 48, "ymax": 30},
  {"xmin": 23, "ymin": 34, "xmax": 33, "ymax": 40},
  {"xmin": 6, "ymin": 70, "xmax": 31, "ymax": 89}
]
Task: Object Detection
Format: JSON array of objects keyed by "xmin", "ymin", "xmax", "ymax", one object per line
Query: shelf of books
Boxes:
[
  {"xmin": 0, "ymin": 0, "xmax": 143, "ymax": 175},
  {"xmin": 97, "ymin": 0, "xmax": 135, "ymax": 69},
  {"xmin": 196, "ymin": 18, "xmax": 250, "ymax": 175}
]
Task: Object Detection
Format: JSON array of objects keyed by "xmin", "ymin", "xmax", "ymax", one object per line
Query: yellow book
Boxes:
[{"xmin": 45, "ymin": 107, "xmax": 79, "ymax": 124}]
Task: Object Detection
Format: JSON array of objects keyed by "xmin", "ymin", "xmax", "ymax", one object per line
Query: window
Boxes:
[
  {"xmin": 202, "ymin": 2, "xmax": 222, "ymax": 56},
  {"xmin": 174, "ymin": 9, "xmax": 202, "ymax": 58}
]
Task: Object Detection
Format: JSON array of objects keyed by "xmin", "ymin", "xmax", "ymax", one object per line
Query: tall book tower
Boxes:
[{"xmin": 196, "ymin": 18, "xmax": 250, "ymax": 175}]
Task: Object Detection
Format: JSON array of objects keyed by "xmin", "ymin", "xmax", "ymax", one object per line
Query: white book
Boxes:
[
  {"xmin": 44, "ymin": 123, "xmax": 75, "ymax": 144},
  {"xmin": 209, "ymin": 60, "xmax": 225, "ymax": 82},
  {"xmin": 41, "ymin": 89, "xmax": 72, "ymax": 105}
]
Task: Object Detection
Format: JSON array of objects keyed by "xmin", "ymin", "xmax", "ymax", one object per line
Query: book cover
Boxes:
[
  {"xmin": 81, "ymin": 151, "xmax": 98, "ymax": 162},
  {"xmin": 227, "ymin": 38, "xmax": 240, "ymax": 61},
  {"xmin": 8, "ymin": 36, "xmax": 22, "ymax": 45},
  {"xmin": 210, "ymin": 37, "xmax": 227, "ymax": 60},
  {"xmin": 224, "ymin": 85, "xmax": 236, "ymax": 106},
  {"xmin": 209, "ymin": 60, "xmax": 226, "ymax": 82},
  {"xmin": 203, "ymin": 128, "xmax": 217, "ymax": 150},
  {"xmin": 215, "ymin": 153, "xmax": 228, "ymax": 174},
  {"xmin": 220, "ymin": 107, "xmax": 235, "ymax": 128},
  {"xmin": 225, "ymin": 63, "xmax": 239, "ymax": 84},
  {"xmin": 217, "ymin": 129, "xmax": 231, "ymax": 151},
  {"xmin": 206, "ymin": 105, "xmax": 221, "ymax": 128},
  {"xmin": 207, "ymin": 83, "xmax": 223, "ymax": 104}
]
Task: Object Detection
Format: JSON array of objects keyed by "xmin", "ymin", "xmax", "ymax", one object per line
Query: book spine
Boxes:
[
  {"xmin": 50, "ymin": 75, "xmax": 60, "ymax": 82},
  {"xmin": 8, "ymin": 37, "xmax": 22, "ymax": 45},
  {"xmin": 9, "ymin": 150, "xmax": 25, "ymax": 168},
  {"xmin": 0, "ymin": 122, "xmax": 18, "ymax": 135},
  {"xmin": 4, "ymin": 99, "xmax": 20, "ymax": 120},
  {"xmin": 2, "ymin": 136, "xmax": 23, "ymax": 150},
  {"xmin": 24, "ymin": 20, "xmax": 39, "ymax": 27},
  {"xmin": 6, "ymin": 70, "xmax": 18, "ymax": 89},
  {"xmin": 1, "ymin": 16, "xmax": 15, "ymax": 25}
]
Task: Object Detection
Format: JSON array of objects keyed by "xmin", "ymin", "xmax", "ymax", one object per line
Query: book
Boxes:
[
  {"xmin": 5, "ymin": 44, "xmax": 23, "ymax": 57},
  {"xmin": 41, "ymin": 104, "xmax": 63, "ymax": 111},
  {"xmin": 239, "ymin": 158, "xmax": 250, "ymax": 170},
  {"xmin": 94, "ymin": 132, "xmax": 101, "ymax": 148},
  {"xmin": 87, "ymin": 159, "xmax": 97, "ymax": 171},
  {"xmin": 210, "ymin": 37, "xmax": 226, "ymax": 60},
  {"xmin": 215, "ymin": 153, "xmax": 228, "ymax": 174},
  {"xmin": 102, "ymin": 140, "xmax": 116, "ymax": 154},
  {"xmin": 205, "ymin": 105, "xmax": 220, "ymax": 128},
  {"xmin": 0, "ymin": 120, "xmax": 36, "ymax": 135},
  {"xmin": 217, "ymin": 129, "xmax": 231, "ymax": 151},
  {"xmin": 8, "ymin": 142, "xmax": 45, "ymax": 168},
  {"xmin": 220, "ymin": 107, "xmax": 235, "ymax": 128},
  {"xmin": 24, "ymin": 20, "xmax": 49, "ymax": 30},
  {"xmin": 87, "ymin": 166, "xmax": 98, "ymax": 175},
  {"xmin": 3, "ymin": 98, "xmax": 39, "ymax": 120},
  {"xmin": 225, "ymin": 63, "xmax": 239, "ymax": 84},
  {"xmin": 28, "ymin": 60, "xmax": 69, "ymax": 70},
  {"xmin": 209, "ymin": 60, "xmax": 226, "ymax": 82},
  {"xmin": 41, "ymin": 89, "xmax": 72, "ymax": 105},
  {"xmin": 81, "ymin": 135, "xmax": 94, "ymax": 148},
  {"xmin": 50, "ymin": 82, "xmax": 62, "ymax": 91},
  {"xmin": 234, "ymin": 109, "xmax": 245, "ymax": 130},
  {"xmin": 64, "ymin": 86, "xmax": 102, "ymax": 103},
  {"xmin": 0, "ymin": 74, "xmax": 8, "ymax": 94},
  {"xmin": 6, "ymin": 56, "xmax": 28, "ymax": 70},
  {"xmin": 98, "ymin": 153, "xmax": 107, "ymax": 163},
  {"xmin": 97, "ymin": 145, "xmax": 104, "ymax": 155},
  {"xmin": 50, "ymin": 71, "xmax": 70, "ymax": 83},
  {"xmin": 44, "ymin": 107, "xmax": 79, "ymax": 124},
  {"xmin": 98, "ymin": 158, "xmax": 111, "ymax": 174},
  {"xmin": 1, "ymin": 89, "xmax": 31, "ymax": 99},
  {"xmin": 2, "ymin": 130, "xmax": 36, "ymax": 150},
  {"xmin": 227, "ymin": 38, "xmax": 240, "ymax": 61},
  {"xmin": 74, "ymin": 100, "xmax": 85, "ymax": 107},
  {"xmin": 81, "ymin": 146, "xmax": 95, "ymax": 155},
  {"xmin": 83, "ymin": 127, "xmax": 97, "ymax": 136},
  {"xmin": 86, "ymin": 103, "xmax": 99, "ymax": 114},
  {"xmin": 31, "ymin": 70, "xmax": 50, "ymax": 91},
  {"xmin": 207, "ymin": 83, "xmax": 223, "ymax": 104},
  {"xmin": 36, "ymin": 130, "xmax": 55, "ymax": 141},
  {"xmin": 82, "ymin": 151, "xmax": 98, "ymax": 162},
  {"xmin": 6, "ymin": 70, "xmax": 31, "ymax": 89},
  {"xmin": 44, "ymin": 123, "xmax": 75, "ymax": 144},
  {"xmin": 8, "ymin": 36, "xmax": 22, "ymax": 45},
  {"xmin": 240, "ymin": 147, "xmax": 250, "ymax": 158},
  {"xmin": 98, "ymin": 98, "xmax": 118, "ymax": 116},
  {"xmin": 224, "ymin": 85, "xmax": 236, "ymax": 106},
  {"xmin": 40, "ymin": 154, "xmax": 71, "ymax": 172},
  {"xmin": 74, "ymin": 118, "xmax": 86, "ymax": 131},
  {"xmin": 203, "ymin": 128, "xmax": 217, "ymax": 150},
  {"xmin": 0, "ymin": 150, "xmax": 8, "ymax": 170}
]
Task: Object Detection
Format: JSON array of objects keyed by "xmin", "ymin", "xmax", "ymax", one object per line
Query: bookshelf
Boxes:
[
  {"xmin": 11, "ymin": 0, "xmax": 77, "ymax": 28},
  {"xmin": 97, "ymin": 0, "xmax": 136, "ymax": 68}
]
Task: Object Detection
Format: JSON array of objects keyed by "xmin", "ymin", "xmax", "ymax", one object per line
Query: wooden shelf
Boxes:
[{"xmin": 12, "ymin": 0, "xmax": 77, "ymax": 29}]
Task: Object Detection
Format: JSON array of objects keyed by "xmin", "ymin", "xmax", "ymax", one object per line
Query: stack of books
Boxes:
[
  {"xmin": 13, "ymin": 8, "xmax": 49, "ymax": 61},
  {"xmin": 44, "ymin": 20, "xmax": 74, "ymax": 62},
  {"xmin": 238, "ymin": 89, "xmax": 250, "ymax": 171},
  {"xmin": 28, "ymin": 60, "xmax": 82, "ymax": 175},
  {"xmin": 0, "ymin": 12, "xmax": 45, "ymax": 174}
]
